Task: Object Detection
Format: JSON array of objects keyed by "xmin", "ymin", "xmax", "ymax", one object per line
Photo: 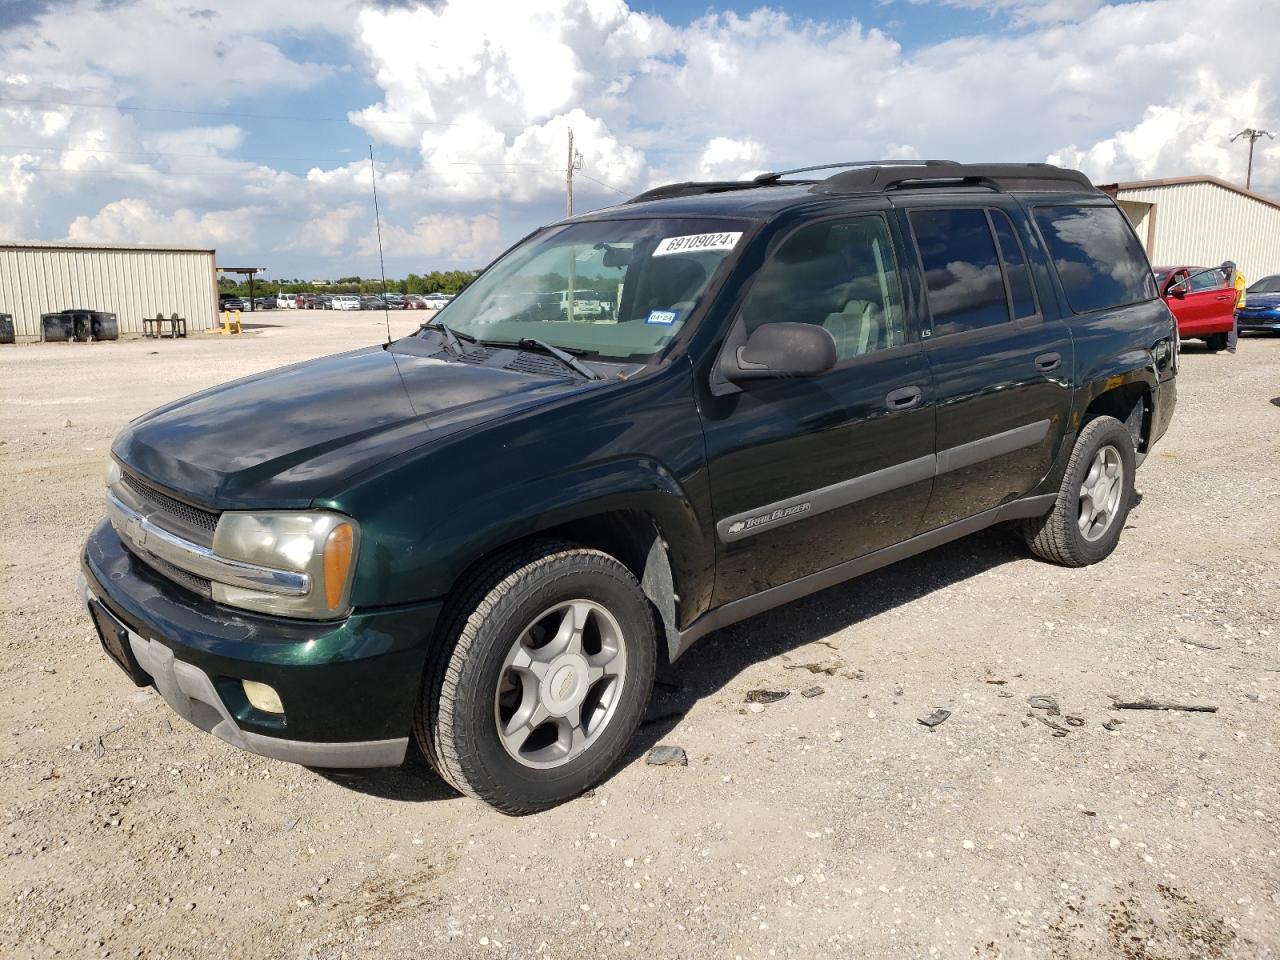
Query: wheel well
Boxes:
[
  {"xmin": 450, "ymin": 510, "xmax": 680, "ymax": 664},
  {"xmin": 1083, "ymin": 382, "xmax": 1150, "ymax": 452}
]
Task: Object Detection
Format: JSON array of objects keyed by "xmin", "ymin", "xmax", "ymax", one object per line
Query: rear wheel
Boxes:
[
  {"xmin": 1204, "ymin": 332, "xmax": 1229, "ymax": 351},
  {"xmin": 417, "ymin": 541, "xmax": 656, "ymax": 814},
  {"xmin": 1023, "ymin": 415, "xmax": 1135, "ymax": 567}
]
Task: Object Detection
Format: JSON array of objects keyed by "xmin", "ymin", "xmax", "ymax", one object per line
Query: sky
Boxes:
[{"xmin": 1, "ymin": 0, "xmax": 1277, "ymax": 281}]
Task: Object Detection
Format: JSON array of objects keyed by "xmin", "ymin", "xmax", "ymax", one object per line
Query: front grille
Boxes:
[
  {"xmin": 146, "ymin": 555, "xmax": 214, "ymax": 599},
  {"xmin": 122, "ymin": 471, "xmax": 220, "ymax": 535}
]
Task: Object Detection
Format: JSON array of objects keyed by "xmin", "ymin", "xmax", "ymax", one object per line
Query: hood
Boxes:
[
  {"xmin": 1244, "ymin": 292, "xmax": 1280, "ymax": 309},
  {"xmin": 113, "ymin": 342, "xmax": 587, "ymax": 506}
]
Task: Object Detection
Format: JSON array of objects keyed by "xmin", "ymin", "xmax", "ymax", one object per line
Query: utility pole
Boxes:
[
  {"xmin": 1231, "ymin": 128, "xmax": 1274, "ymax": 190},
  {"xmin": 565, "ymin": 128, "xmax": 583, "ymax": 322}
]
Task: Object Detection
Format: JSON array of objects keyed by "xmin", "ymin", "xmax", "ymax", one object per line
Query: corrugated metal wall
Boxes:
[
  {"xmin": 0, "ymin": 244, "xmax": 217, "ymax": 339},
  {"xmin": 1117, "ymin": 182, "xmax": 1280, "ymax": 281}
]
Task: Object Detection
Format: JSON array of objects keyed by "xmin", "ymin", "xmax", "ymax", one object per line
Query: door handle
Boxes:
[
  {"xmin": 885, "ymin": 386, "xmax": 923, "ymax": 411},
  {"xmin": 1034, "ymin": 352, "xmax": 1062, "ymax": 372}
]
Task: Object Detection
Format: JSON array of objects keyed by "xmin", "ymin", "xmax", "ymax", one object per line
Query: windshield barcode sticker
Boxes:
[{"xmin": 653, "ymin": 232, "xmax": 742, "ymax": 257}]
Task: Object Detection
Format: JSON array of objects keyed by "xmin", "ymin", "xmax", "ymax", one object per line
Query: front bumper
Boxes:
[
  {"xmin": 82, "ymin": 518, "xmax": 442, "ymax": 768},
  {"xmin": 1237, "ymin": 311, "xmax": 1280, "ymax": 331}
]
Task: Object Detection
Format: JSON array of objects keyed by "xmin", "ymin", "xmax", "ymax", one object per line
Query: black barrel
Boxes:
[
  {"xmin": 41, "ymin": 312, "xmax": 73, "ymax": 342},
  {"xmin": 67, "ymin": 310, "xmax": 93, "ymax": 342},
  {"xmin": 0, "ymin": 313, "xmax": 13, "ymax": 344},
  {"xmin": 91, "ymin": 311, "xmax": 119, "ymax": 341}
]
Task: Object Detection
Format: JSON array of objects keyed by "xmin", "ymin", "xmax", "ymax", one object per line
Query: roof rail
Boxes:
[
  {"xmin": 813, "ymin": 161, "xmax": 1095, "ymax": 195},
  {"xmin": 624, "ymin": 161, "xmax": 1096, "ymax": 206},
  {"xmin": 624, "ymin": 180, "xmax": 765, "ymax": 204},
  {"xmin": 753, "ymin": 160, "xmax": 941, "ymax": 184}
]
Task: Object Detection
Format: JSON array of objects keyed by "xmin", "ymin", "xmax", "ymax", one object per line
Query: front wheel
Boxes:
[
  {"xmin": 417, "ymin": 541, "xmax": 656, "ymax": 814},
  {"xmin": 1023, "ymin": 415, "xmax": 1136, "ymax": 567}
]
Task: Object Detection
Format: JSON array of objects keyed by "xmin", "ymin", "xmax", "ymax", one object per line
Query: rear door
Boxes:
[
  {"xmin": 700, "ymin": 212, "xmax": 935, "ymax": 604},
  {"xmin": 897, "ymin": 201, "xmax": 1074, "ymax": 531}
]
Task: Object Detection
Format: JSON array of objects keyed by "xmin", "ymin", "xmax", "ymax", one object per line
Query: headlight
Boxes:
[
  {"xmin": 105, "ymin": 457, "xmax": 122, "ymax": 489},
  {"xmin": 211, "ymin": 511, "xmax": 359, "ymax": 619}
]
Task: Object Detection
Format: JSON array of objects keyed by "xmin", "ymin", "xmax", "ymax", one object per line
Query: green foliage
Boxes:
[{"xmin": 216, "ymin": 270, "xmax": 482, "ymax": 299}]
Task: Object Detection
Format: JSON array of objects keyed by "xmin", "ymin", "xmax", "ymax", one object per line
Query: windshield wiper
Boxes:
[
  {"xmin": 501, "ymin": 337, "xmax": 602, "ymax": 380},
  {"xmin": 421, "ymin": 320, "xmax": 475, "ymax": 357}
]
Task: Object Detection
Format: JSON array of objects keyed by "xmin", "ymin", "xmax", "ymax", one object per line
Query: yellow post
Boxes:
[{"xmin": 234, "ymin": 309, "xmax": 242, "ymax": 334}]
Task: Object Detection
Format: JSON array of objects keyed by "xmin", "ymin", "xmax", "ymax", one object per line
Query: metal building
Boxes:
[
  {"xmin": 0, "ymin": 240, "xmax": 218, "ymax": 340},
  {"xmin": 1101, "ymin": 176, "xmax": 1280, "ymax": 280}
]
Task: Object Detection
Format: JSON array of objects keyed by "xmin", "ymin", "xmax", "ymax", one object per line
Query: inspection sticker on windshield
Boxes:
[
  {"xmin": 645, "ymin": 309, "xmax": 680, "ymax": 325},
  {"xmin": 652, "ymin": 231, "xmax": 742, "ymax": 257}
]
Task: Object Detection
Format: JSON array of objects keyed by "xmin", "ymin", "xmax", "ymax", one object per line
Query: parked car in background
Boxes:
[
  {"xmin": 1236, "ymin": 274, "xmax": 1280, "ymax": 334},
  {"xmin": 219, "ymin": 295, "xmax": 246, "ymax": 311},
  {"xmin": 332, "ymin": 295, "xmax": 361, "ymax": 311},
  {"xmin": 421, "ymin": 293, "xmax": 451, "ymax": 309},
  {"xmin": 253, "ymin": 297, "xmax": 276, "ymax": 311},
  {"xmin": 276, "ymin": 293, "xmax": 297, "ymax": 309},
  {"xmin": 360, "ymin": 295, "xmax": 387, "ymax": 310},
  {"xmin": 82, "ymin": 161, "xmax": 1177, "ymax": 813},
  {"xmin": 1154, "ymin": 265, "xmax": 1236, "ymax": 351},
  {"xmin": 385, "ymin": 294, "xmax": 408, "ymax": 310}
]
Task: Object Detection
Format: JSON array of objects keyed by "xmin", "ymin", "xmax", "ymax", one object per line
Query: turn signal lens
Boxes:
[{"xmin": 322, "ymin": 523, "xmax": 355, "ymax": 611}]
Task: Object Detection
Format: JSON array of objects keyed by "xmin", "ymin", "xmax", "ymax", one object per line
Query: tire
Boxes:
[
  {"xmin": 1022, "ymin": 415, "xmax": 1135, "ymax": 567},
  {"xmin": 416, "ymin": 540, "xmax": 657, "ymax": 814},
  {"xmin": 1204, "ymin": 332, "xmax": 1229, "ymax": 351}
]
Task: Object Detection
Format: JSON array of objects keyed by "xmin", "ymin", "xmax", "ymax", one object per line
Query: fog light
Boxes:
[{"xmin": 242, "ymin": 680, "xmax": 284, "ymax": 715}]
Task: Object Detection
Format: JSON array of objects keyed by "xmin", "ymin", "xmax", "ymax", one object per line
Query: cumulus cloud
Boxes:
[
  {"xmin": 2, "ymin": 0, "xmax": 1279, "ymax": 277},
  {"xmin": 67, "ymin": 198, "xmax": 255, "ymax": 247}
]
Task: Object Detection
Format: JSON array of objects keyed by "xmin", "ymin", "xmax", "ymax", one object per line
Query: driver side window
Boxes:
[{"xmin": 741, "ymin": 216, "xmax": 906, "ymax": 362}]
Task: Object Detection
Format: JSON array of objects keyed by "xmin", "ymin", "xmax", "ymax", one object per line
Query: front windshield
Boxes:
[
  {"xmin": 426, "ymin": 217, "xmax": 751, "ymax": 361},
  {"xmin": 1248, "ymin": 275, "xmax": 1280, "ymax": 294}
]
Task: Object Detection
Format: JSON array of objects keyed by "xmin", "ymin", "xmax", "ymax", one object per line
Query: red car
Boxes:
[{"xmin": 1154, "ymin": 265, "xmax": 1236, "ymax": 351}]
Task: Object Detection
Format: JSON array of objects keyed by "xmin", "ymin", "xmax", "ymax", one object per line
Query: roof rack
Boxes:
[
  {"xmin": 753, "ymin": 160, "xmax": 936, "ymax": 184},
  {"xmin": 623, "ymin": 161, "xmax": 1095, "ymax": 205},
  {"xmin": 813, "ymin": 161, "xmax": 1095, "ymax": 195}
]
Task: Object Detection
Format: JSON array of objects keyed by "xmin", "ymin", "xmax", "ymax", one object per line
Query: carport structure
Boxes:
[{"xmin": 217, "ymin": 266, "xmax": 267, "ymax": 311}]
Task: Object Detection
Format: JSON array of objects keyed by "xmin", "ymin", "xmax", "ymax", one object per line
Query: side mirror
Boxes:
[
  {"xmin": 725, "ymin": 322, "xmax": 837, "ymax": 384},
  {"xmin": 1167, "ymin": 280, "xmax": 1189, "ymax": 299}
]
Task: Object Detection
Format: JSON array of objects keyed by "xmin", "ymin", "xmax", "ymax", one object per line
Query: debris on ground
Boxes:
[
  {"xmin": 1064, "ymin": 715, "xmax": 1086, "ymax": 727},
  {"xmin": 1178, "ymin": 637, "xmax": 1222, "ymax": 651},
  {"xmin": 784, "ymin": 661, "xmax": 842, "ymax": 676},
  {"xmin": 645, "ymin": 745, "xmax": 688, "ymax": 767},
  {"xmin": 1103, "ymin": 718, "xmax": 1123, "ymax": 731},
  {"xmin": 745, "ymin": 689, "xmax": 789, "ymax": 704},
  {"xmin": 1112, "ymin": 699, "xmax": 1219, "ymax": 713},
  {"xmin": 917, "ymin": 708, "xmax": 951, "ymax": 729},
  {"xmin": 1027, "ymin": 695, "xmax": 1060, "ymax": 715},
  {"xmin": 800, "ymin": 686, "xmax": 824, "ymax": 698},
  {"xmin": 1030, "ymin": 713, "xmax": 1070, "ymax": 737}
]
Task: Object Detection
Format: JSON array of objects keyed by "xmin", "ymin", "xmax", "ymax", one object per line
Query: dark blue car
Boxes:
[{"xmin": 1237, "ymin": 275, "xmax": 1280, "ymax": 333}]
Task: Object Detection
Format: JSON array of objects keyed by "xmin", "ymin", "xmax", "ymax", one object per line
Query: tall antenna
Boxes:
[{"xmin": 369, "ymin": 144, "xmax": 392, "ymax": 344}]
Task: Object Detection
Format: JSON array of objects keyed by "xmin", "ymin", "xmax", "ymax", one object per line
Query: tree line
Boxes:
[{"xmin": 217, "ymin": 270, "xmax": 481, "ymax": 297}]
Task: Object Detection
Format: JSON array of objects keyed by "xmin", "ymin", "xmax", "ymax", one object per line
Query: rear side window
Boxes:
[
  {"xmin": 910, "ymin": 208, "xmax": 1009, "ymax": 336},
  {"xmin": 1033, "ymin": 205, "xmax": 1156, "ymax": 313},
  {"xmin": 989, "ymin": 210, "xmax": 1037, "ymax": 319}
]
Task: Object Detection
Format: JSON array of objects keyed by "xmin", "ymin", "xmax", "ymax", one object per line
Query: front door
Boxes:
[
  {"xmin": 699, "ymin": 213, "xmax": 936, "ymax": 604},
  {"xmin": 898, "ymin": 202, "xmax": 1075, "ymax": 531}
]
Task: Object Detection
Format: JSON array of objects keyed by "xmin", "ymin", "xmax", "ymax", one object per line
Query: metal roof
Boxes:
[
  {"xmin": 1101, "ymin": 176, "xmax": 1280, "ymax": 214},
  {"xmin": 0, "ymin": 239, "xmax": 216, "ymax": 255}
]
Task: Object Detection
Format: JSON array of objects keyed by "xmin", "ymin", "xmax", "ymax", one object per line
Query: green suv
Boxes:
[{"xmin": 82, "ymin": 161, "xmax": 1177, "ymax": 812}]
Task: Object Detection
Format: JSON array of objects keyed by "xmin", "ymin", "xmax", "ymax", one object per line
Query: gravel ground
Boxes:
[{"xmin": 1, "ymin": 313, "xmax": 1277, "ymax": 960}]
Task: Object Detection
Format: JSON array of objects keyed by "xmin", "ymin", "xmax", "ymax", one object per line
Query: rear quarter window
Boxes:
[{"xmin": 1033, "ymin": 205, "xmax": 1157, "ymax": 314}]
